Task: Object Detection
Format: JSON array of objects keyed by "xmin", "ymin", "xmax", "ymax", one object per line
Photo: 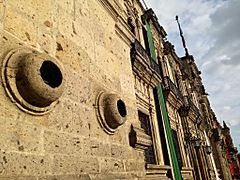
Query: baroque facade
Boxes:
[{"xmin": 0, "ymin": 0, "xmax": 239, "ymax": 179}]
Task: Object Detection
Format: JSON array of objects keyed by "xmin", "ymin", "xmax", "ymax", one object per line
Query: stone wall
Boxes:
[{"xmin": 0, "ymin": 0, "xmax": 147, "ymax": 179}]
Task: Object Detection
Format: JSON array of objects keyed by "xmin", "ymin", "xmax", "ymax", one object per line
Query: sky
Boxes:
[{"xmin": 143, "ymin": 0, "xmax": 240, "ymax": 150}]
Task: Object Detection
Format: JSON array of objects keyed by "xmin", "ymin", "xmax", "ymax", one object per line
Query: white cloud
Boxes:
[
  {"xmin": 145, "ymin": 0, "xmax": 240, "ymax": 149},
  {"xmin": 223, "ymin": 106, "xmax": 231, "ymax": 112}
]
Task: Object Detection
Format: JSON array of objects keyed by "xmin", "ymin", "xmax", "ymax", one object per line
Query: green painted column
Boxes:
[
  {"xmin": 145, "ymin": 20, "xmax": 182, "ymax": 180},
  {"xmin": 145, "ymin": 21, "xmax": 156, "ymax": 61}
]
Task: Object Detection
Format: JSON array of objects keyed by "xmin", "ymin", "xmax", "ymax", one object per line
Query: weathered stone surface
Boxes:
[
  {"xmin": 0, "ymin": 151, "xmax": 51, "ymax": 176},
  {"xmin": 38, "ymin": 174, "xmax": 91, "ymax": 180},
  {"xmin": 43, "ymin": 130, "xmax": 82, "ymax": 155},
  {"xmin": 0, "ymin": 118, "xmax": 43, "ymax": 153},
  {"xmin": 82, "ymin": 138, "xmax": 111, "ymax": 157},
  {"xmin": 0, "ymin": 0, "xmax": 5, "ymax": 26},
  {"xmin": 111, "ymin": 144, "xmax": 128, "ymax": 159},
  {"xmin": 0, "ymin": 91, "xmax": 20, "ymax": 121},
  {"xmin": 7, "ymin": 0, "xmax": 56, "ymax": 27},
  {"xmin": 4, "ymin": 5, "xmax": 37, "ymax": 44},
  {"xmin": 0, "ymin": 177, "xmax": 37, "ymax": 180},
  {"xmin": 62, "ymin": 68, "xmax": 91, "ymax": 105},
  {"xmin": 52, "ymin": 155, "xmax": 99, "ymax": 174},
  {"xmin": 0, "ymin": 175, "xmax": 92, "ymax": 180},
  {"xmin": 125, "ymin": 160, "xmax": 145, "ymax": 172},
  {"xmin": 56, "ymin": 0, "xmax": 74, "ymax": 15},
  {"xmin": 55, "ymin": 34, "xmax": 91, "ymax": 75},
  {"xmin": 109, "ymin": 126, "xmax": 129, "ymax": 145},
  {"xmin": 37, "ymin": 32, "xmax": 56, "ymax": 56},
  {"xmin": 99, "ymin": 158, "xmax": 125, "ymax": 173},
  {"xmin": 47, "ymin": 98, "xmax": 90, "ymax": 136},
  {"xmin": 0, "ymin": 31, "xmax": 25, "ymax": 60}
]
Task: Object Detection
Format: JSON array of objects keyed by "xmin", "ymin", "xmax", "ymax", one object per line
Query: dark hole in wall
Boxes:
[
  {"xmin": 117, "ymin": 100, "xmax": 127, "ymax": 117},
  {"xmin": 40, "ymin": 61, "xmax": 62, "ymax": 88}
]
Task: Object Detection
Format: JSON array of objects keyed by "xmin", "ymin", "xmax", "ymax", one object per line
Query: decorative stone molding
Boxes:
[
  {"xmin": 141, "ymin": 8, "xmax": 167, "ymax": 38},
  {"xmin": 163, "ymin": 76, "xmax": 183, "ymax": 109},
  {"xmin": 129, "ymin": 125, "xmax": 152, "ymax": 150},
  {"xmin": 97, "ymin": 0, "xmax": 136, "ymax": 47},
  {"xmin": 96, "ymin": 91, "xmax": 128, "ymax": 134},
  {"xmin": 163, "ymin": 41, "xmax": 174, "ymax": 55},
  {"xmin": 97, "ymin": 0, "xmax": 121, "ymax": 22},
  {"xmin": 1, "ymin": 48, "xmax": 65, "ymax": 115},
  {"xmin": 178, "ymin": 96, "xmax": 190, "ymax": 117},
  {"xmin": 181, "ymin": 167, "xmax": 194, "ymax": 180},
  {"xmin": 146, "ymin": 164, "xmax": 171, "ymax": 178}
]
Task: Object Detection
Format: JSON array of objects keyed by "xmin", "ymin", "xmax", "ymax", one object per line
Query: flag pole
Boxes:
[
  {"xmin": 176, "ymin": 15, "xmax": 189, "ymax": 56},
  {"xmin": 142, "ymin": 0, "xmax": 148, "ymax": 10}
]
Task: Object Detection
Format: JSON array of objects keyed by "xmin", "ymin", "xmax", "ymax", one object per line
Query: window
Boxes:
[
  {"xmin": 165, "ymin": 57, "xmax": 174, "ymax": 82},
  {"xmin": 172, "ymin": 129, "xmax": 183, "ymax": 170},
  {"xmin": 138, "ymin": 111, "xmax": 156, "ymax": 164},
  {"xmin": 142, "ymin": 25, "xmax": 151, "ymax": 56}
]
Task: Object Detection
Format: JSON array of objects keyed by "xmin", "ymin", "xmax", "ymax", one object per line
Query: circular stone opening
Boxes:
[
  {"xmin": 117, "ymin": 100, "xmax": 127, "ymax": 117},
  {"xmin": 40, "ymin": 61, "xmax": 62, "ymax": 88}
]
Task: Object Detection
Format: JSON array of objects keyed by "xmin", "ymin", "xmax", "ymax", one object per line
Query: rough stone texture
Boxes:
[
  {"xmin": 0, "ymin": 0, "xmax": 144, "ymax": 179},
  {"xmin": 4, "ymin": 4, "xmax": 38, "ymax": 45},
  {"xmin": 82, "ymin": 138, "xmax": 111, "ymax": 157},
  {"xmin": 52, "ymin": 154, "xmax": 99, "ymax": 175},
  {"xmin": 125, "ymin": 160, "xmax": 145, "ymax": 172},
  {"xmin": 0, "ymin": 151, "xmax": 52, "ymax": 176},
  {"xmin": 99, "ymin": 158, "xmax": 125, "ymax": 173},
  {"xmin": 0, "ymin": 118, "xmax": 43, "ymax": 153},
  {"xmin": 43, "ymin": 130, "xmax": 82, "ymax": 155}
]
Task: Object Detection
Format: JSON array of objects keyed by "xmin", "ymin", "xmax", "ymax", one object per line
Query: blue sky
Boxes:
[{"xmin": 144, "ymin": 0, "xmax": 240, "ymax": 150}]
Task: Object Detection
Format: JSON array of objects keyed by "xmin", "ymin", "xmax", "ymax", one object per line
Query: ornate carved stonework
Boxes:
[
  {"xmin": 129, "ymin": 125, "xmax": 152, "ymax": 150},
  {"xmin": 131, "ymin": 40, "xmax": 162, "ymax": 88},
  {"xmin": 146, "ymin": 164, "xmax": 171, "ymax": 179}
]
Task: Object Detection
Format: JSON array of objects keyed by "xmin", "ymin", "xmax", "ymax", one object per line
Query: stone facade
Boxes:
[{"xmin": 0, "ymin": 0, "xmax": 238, "ymax": 179}]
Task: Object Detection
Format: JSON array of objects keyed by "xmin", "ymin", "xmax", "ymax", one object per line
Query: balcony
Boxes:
[
  {"xmin": 212, "ymin": 128, "xmax": 220, "ymax": 142},
  {"xmin": 131, "ymin": 40, "xmax": 161, "ymax": 77},
  {"xmin": 150, "ymin": 57, "xmax": 161, "ymax": 76},
  {"xmin": 229, "ymin": 147, "xmax": 238, "ymax": 154},
  {"xmin": 178, "ymin": 96, "xmax": 191, "ymax": 117},
  {"xmin": 131, "ymin": 39, "xmax": 149, "ymax": 62},
  {"xmin": 163, "ymin": 76, "xmax": 183, "ymax": 101},
  {"xmin": 178, "ymin": 96, "xmax": 201, "ymax": 118},
  {"xmin": 188, "ymin": 98, "xmax": 200, "ymax": 116}
]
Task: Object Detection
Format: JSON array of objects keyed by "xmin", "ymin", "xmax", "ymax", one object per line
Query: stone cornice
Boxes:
[
  {"xmin": 97, "ymin": 0, "xmax": 122, "ymax": 21},
  {"xmin": 142, "ymin": 8, "xmax": 167, "ymax": 38},
  {"xmin": 165, "ymin": 92, "xmax": 183, "ymax": 110},
  {"xmin": 97, "ymin": 0, "xmax": 136, "ymax": 47},
  {"xmin": 115, "ymin": 18, "xmax": 135, "ymax": 47},
  {"xmin": 146, "ymin": 164, "xmax": 171, "ymax": 178}
]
